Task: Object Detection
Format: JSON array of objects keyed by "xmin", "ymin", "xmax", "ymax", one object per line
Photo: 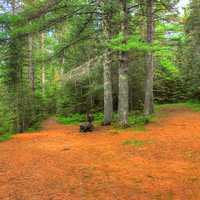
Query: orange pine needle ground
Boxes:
[{"xmin": 0, "ymin": 108, "xmax": 200, "ymax": 200}]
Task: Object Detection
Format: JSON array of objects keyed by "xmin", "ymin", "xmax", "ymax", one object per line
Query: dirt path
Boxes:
[{"xmin": 0, "ymin": 108, "xmax": 200, "ymax": 200}]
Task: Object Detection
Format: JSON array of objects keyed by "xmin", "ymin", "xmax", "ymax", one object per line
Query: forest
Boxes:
[
  {"xmin": 0, "ymin": 0, "xmax": 200, "ymax": 199},
  {"xmin": 0, "ymin": 0, "xmax": 199, "ymax": 133}
]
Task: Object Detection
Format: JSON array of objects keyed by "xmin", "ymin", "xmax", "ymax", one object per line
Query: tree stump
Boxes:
[{"xmin": 80, "ymin": 122, "xmax": 94, "ymax": 133}]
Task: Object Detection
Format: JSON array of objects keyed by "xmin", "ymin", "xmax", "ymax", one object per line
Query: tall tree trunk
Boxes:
[
  {"xmin": 28, "ymin": 34, "xmax": 35, "ymax": 92},
  {"xmin": 41, "ymin": 33, "xmax": 46, "ymax": 96},
  {"xmin": 102, "ymin": 2, "xmax": 113, "ymax": 125},
  {"xmin": 10, "ymin": 0, "xmax": 21, "ymax": 132},
  {"xmin": 103, "ymin": 50, "xmax": 113, "ymax": 125},
  {"xmin": 118, "ymin": 0, "xmax": 129, "ymax": 127},
  {"xmin": 144, "ymin": 0, "xmax": 154, "ymax": 116},
  {"xmin": 60, "ymin": 54, "xmax": 65, "ymax": 79},
  {"xmin": 11, "ymin": 0, "xmax": 16, "ymax": 14}
]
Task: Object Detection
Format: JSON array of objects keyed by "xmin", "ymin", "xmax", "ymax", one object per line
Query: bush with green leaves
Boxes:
[
  {"xmin": 128, "ymin": 114, "xmax": 152, "ymax": 127},
  {"xmin": 57, "ymin": 113, "xmax": 85, "ymax": 125}
]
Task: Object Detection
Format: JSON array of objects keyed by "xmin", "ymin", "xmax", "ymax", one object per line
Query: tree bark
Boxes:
[
  {"xmin": 11, "ymin": 0, "xmax": 16, "ymax": 14},
  {"xmin": 60, "ymin": 54, "xmax": 65, "ymax": 79},
  {"xmin": 103, "ymin": 50, "xmax": 113, "ymax": 125},
  {"xmin": 28, "ymin": 34, "xmax": 35, "ymax": 92},
  {"xmin": 40, "ymin": 32, "xmax": 46, "ymax": 96},
  {"xmin": 144, "ymin": 0, "xmax": 154, "ymax": 116},
  {"xmin": 118, "ymin": 0, "xmax": 129, "ymax": 127},
  {"xmin": 102, "ymin": 2, "xmax": 113, "ymax": 125}
]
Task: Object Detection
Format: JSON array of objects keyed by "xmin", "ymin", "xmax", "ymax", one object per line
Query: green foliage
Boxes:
[
  {"xmin": 57, "ymin": 112, "xmax": 105, "ymax": 125},
  {"xmin": 108, "ymin": 33, "xmax": 151, "ymax": 52},
  {"xmin": 155, "ymin": 101, "xmax": 200, "ymax": 112},
  {"xmin": 0, "ymin": 133, "xmax": 12, "ymax": 142},
  {"xmin": 160, "ymin": 58, "xmax": 179, "ymax": 77},
  {"xmin": 57, "ymin": 112, "xmax": 151, "ymax": 128},
  {"xmin": 0, "ymin": 115, "xmax": 14, "ymax": 134},
  {"xmin": 154, "ymin": 81, "xmax": 187, "ymax": 103},
  {"xmin": 155, "ymin": 103, "xmax": 185, "ymax": 112},
  {"xmin": 185, "ymin": 100, "xmax": 200, "ymax": 112},
  {"xmin": 108, "ymin": 33, "xmax": 173, "ymax": 54},
  {"xmin": 156, "ymin": 23, "xmax": 183, "ymax": 33},
  {"xmin": 128, "ymin": 114, "xmax": 152, "ymax": 127},
  {"xmin": 111, "ymin": 112, "xmax": 154, "ymax": 130},
  {"xmin": 0, "ymin": 88, "xmax": 15, "ymax": 133},
  {"xmin": 0, "ymin": 13, "xmax": 22, "ymax": 25},
  {"xmin": 0, "ymin": 0, "xmax": 196, "ymax": 131},
  {"xmin": 57, "ymin": 113, "xmax": 85, "ymax": 124},
  {"xmin": 179, "ymin": 0, "xmax": 200, "ymax": 100},
  {"xmin": 93, "ymin": 113, "xmax": 104, "ymax": 123}
]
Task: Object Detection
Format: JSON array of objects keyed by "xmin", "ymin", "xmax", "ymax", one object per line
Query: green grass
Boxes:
[
  {"xmin": 123, "ymin": 139, "xmax": 153, "ymax": 147},
  {"xmin": 0, "ymin": 132, "xmax": 12, "ymax": 142},
  {"xmin": 128, "ymin": 114, "xmax": 154, "ymax": 127},
  {"xmin": 123, "ymin": 139, "xmax": 146, "ymax": 147},
  {"xmin": 155, "ymin": 102, "xmax": 186, "ymax": 112},
  {"xmin": 184, "ymin": 100, "xmax": 200, "ymax": 111},
  {"xmin": 155, "ymin": 100, "xmax": 200, "ymax": 112},
  {"xmin": 57, "ymin": 113, "xmax": 85, "ymax": 124},
  {"xmin": 57, "ymin": 112, "xmax": 104, "ymax": 125}
]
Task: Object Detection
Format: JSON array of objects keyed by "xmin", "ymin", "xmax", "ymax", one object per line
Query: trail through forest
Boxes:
[{"xmin": 0, "ymin": 108, "xmax": 200, "ymax": 200}]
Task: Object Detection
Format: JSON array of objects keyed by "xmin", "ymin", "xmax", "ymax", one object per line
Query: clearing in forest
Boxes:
[{"xmin": 0, "ymin": 107, "xmax": 200, "ymax": 200}]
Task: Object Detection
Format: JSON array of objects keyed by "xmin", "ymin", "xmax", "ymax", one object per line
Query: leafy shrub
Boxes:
[
  {"xmin": 128, "ymin": 114, "xmax": 152, "ymax": 126},
  {"xmin": 93, "ymin": 112, "xmax": 104, "ymax": 123},
  {"xmin": 57, "ymin": 113, "xmax": 85, "ymax": 124},
  {"xmin": 0, "ymin": 98, "xmax": 15, "ymax": 134}
]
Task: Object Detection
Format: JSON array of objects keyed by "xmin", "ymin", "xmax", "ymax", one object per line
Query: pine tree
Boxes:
[
  {"xmin": 144, "ymin": 0, "xmax": 154, "ymax": 116},
  {"xmin": 118, "ymin": 0, "xmax": 129, "ymax": 127}
]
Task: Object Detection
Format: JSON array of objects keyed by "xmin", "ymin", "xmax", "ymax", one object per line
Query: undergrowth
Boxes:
[
  {"xmin": 57, "ymin": 112, "xmax": 154, "ymax": 130},
  {"xmin": 0, "ymin": 132, "xmax": 12, "ymax": 142},
  {"xmin": 57, "ymin": 112, "xmax": 104, "ymax": 125},
  {"xmin": 128, "ymin": 114, "xmax": 153, "ymax": 127},
  {"xmin": 26, "ymin": 121, "xmax": 42, "ymax": 132},
  {"xmin": 57, "ymin": 100, "xmax": 200, "ymax": 129},
  {"xmin": 155, "ymin": 100, "xmax": 200, "ymax": 112},
  {"xmin": 185, "ymin": 100, "xmax": 200, "ymax": 111}
]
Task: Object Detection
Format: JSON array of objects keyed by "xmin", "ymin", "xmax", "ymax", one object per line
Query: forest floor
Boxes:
[{"xmin": 0, "ymin": 107, "xmax": 200, "ymax": 200}]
